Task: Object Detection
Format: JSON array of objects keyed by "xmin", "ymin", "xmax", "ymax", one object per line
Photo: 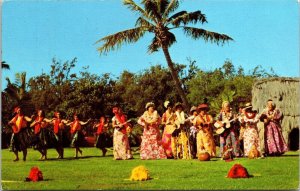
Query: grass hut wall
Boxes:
[{"xmin": 252, "ymin": 77, "xmax": 300, "ymax": 151}]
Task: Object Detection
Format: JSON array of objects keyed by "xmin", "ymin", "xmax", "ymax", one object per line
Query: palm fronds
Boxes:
[
  {"xmin": 96, "ymin": 27, "xmax": 146, "ymax": 54},
  {"xmin": 183, "ymin": 26, "xmax": 233, "ymax": 45},
  {"xmin": 142, "ymin": 0, "xmax": 161, "ymax": 21},
  {"xmin": 135, "ymin": 17, "xmax": 155, "ymax": 32},
  {"xmin": 2, "ymin": 61, "xmax": 10, "ymax": 69},
  {"xmin": 148, "ymin": 36, "xmax": 160, "ymax": 53},
  {"xmin": 169, "ymin": 11, "xmax": 207, "ymax": 27},
  {"xmin": 123, "ymin": 0, "xmax": 151, "ymax": 20},
  {"xmin": 163, "ymin": 0, "xmax": 179, "ymax": 18}
]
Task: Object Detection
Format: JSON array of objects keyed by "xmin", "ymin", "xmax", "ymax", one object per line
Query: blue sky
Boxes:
[{"xmin": 2, "ymin": 0, "xmax": 299, "ymax": 88}]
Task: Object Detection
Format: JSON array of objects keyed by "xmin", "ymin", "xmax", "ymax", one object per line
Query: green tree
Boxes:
[
  {"xmin": 95, "ymin": 0, "xmax": 233, "ymax": 110},
  {"xmin": 28, "ymin": 58, "xmax": 77, "ymax": 115}
]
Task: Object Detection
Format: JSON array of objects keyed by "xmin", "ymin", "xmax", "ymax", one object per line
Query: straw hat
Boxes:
[
  {"xmin": 198, "ymin": 103, "xmax": 209, "ymax": 110},
  {"xmin": 174, "ymin": 102, "xmax": 183, "ymax": 109},
  {"xmin": 145, "ymin": 102, "xmax": 155, "ymax": 109},
  {"xmin": 244, "ymin": 103, "xmax": 252, "ymax": 110},
  {"xmin": 244, "ymin": 103, "xmax": 257, "ymax": 113}
]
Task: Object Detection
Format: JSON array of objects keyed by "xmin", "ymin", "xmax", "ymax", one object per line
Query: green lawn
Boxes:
[{"xmin": 1, "ymin": 147, "xmax": 299, "ymax": 190}]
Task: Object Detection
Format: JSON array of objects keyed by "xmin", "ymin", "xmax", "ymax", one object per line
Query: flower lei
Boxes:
[{"xmin": 245, "ymin": 111, "xmax": 256, "ymax": 119}]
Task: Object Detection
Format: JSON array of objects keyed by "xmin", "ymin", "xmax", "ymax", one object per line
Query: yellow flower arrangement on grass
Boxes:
[{"xmin": 129, "ymin": 165, "xmax": 150, "ymax": 181}]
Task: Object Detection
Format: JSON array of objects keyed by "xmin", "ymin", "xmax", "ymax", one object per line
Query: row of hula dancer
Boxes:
[
  {"xmin": 8, "ymin": 98, "xmax": 288, "ymax": 162},
  {"xmin": 8, "ymin": 107, "xmax": 94, "ymax": 161}
]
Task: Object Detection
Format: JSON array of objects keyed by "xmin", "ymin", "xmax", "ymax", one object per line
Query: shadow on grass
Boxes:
[
  {"xmin": 36, "ymin": 155, "xmax": 114, "ymax": 161},
  {"xmin": 24, "ymin": 178, "xmax": 53, "ymax": 182}
]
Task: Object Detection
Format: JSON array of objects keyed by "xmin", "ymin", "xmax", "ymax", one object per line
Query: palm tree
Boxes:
[
  {"xmin": 96, "ymin": 0, "xmax": 233, "ymax": 109},
  {"xmin": 2, "ymin": 61, "xmax": 10, "ymax": 70},
  {"xmin": 5, "ymin": 72, "xmax": 27, "ymax": 103}
]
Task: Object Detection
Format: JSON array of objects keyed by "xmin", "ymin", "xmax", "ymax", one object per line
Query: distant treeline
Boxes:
[{"xmin": 2, "ymin": 57, "xmax": 277, "ymax": 123}]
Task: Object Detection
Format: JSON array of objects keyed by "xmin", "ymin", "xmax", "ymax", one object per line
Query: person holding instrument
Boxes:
[
  {"xmin": 193, "ymin": 103, "xmax": 216, "ymax": 157},
  {"xmin": 161, "ymin": 101, "xmax": 176, "ymax": 158},
  {"xmin": 112, "ymin": 105, "xmax": 133, "ymax": 160},
  {"xmin": 260, "ymin": 99, "xmax": 288, "ymax": 156},
  {"xmin": 138, "ymin": 102, "xmax": 166, "ymax": 160},
  {"xmin": 216, "ymin": 101, "xmax": 241, "ymax": 157}
]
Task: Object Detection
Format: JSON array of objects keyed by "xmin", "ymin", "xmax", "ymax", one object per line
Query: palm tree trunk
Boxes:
[{"xmin": 161, "ymin": 45, "xmax": 190, "ymax": 110}]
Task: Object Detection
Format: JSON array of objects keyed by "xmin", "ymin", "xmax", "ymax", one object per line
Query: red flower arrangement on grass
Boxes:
[
  {"xmin": 25, "ymin": 166, "xmax": 43, "ymax": 182},
  {"xmin": 227, "ymin": 164, "xmax": 249, "ymax": 178}
]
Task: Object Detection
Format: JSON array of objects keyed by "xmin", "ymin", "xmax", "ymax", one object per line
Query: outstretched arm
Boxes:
[
  {"xmin": 43, "ymin": 118, "xmax": 54, "ymax": 123},
  {"xmin": 79, "ymin": 119, "xmax": 91, "ymax": 126},
  {"xmin": 24, "ymin": 116, "xmax": 33, "ymax": 122}
]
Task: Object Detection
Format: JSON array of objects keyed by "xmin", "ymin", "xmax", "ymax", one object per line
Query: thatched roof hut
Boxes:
[{"xmin": 252, "ymin": 77, "xmax": 300, "ymax": 150}]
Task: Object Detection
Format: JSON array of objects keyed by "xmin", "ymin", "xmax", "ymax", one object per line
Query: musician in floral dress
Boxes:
[
  {"xmin": 172, "ymin": 102, "xmax": 191, "ymax": 159},
  {"xmin": 188, "ymin": 106, "xmax": 198, "ymax": 159},
  {"xmin": 261, "ymin": 99, "xmax": 288, "ymax": 156},
  {"xmin": 66, "ymin": 114, "xmax": 90, "ymax": 158},
  {"xmin": 193, "ymin": 103, "xmax": 216, "ymax": 157},
  {"xmin": 161, "ymin": 101, "xmax": 176, "ymax": 158},
  {"xmin": 239, "ymin": 103, "xmax": 261, "ymax": 157},
  {"xmin": 216, "ymin": 101, "xmax": 241, "ymax": 157},
  {"xmin": 112, "ymin": 106, "xmax": 133, "ymax": 160},
  {"xmin": 8, "ymin": 106, "xmax": 33, "ymax": 161},
  {"xmin": 138, "ymin": 102, "xmax": 167, "ymax": 160}
]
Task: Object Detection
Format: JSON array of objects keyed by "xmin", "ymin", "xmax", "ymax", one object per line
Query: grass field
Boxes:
[{"xmin": 1, "ymin": 147, "xmax": 299, "ymax": 190}]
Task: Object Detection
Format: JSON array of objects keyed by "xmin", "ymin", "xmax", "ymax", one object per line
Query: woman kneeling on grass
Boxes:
[
  {"xmin": 138, "ymin": 102, "xmax": 167, "ymax": 160},
  {"xmin": 67, "ymin": 114, "xmax": 90, "ymax": 158}
]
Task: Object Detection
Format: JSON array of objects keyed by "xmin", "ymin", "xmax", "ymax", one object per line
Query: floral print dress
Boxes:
[
  {"xmin": 112, "ymin": 116, "xmax": 133, "ymax": 160},
  {"xmin": 262, "ymin": 108, "xmax": 288, "ymax": 155},
  {"xmin": 161, "ymin": 110, "xmax": 176, "ymax": 158},
  {"xmin": 138, "ymin": 110, "xmax": 167, "ymax": 160},
  {"xmin": 239, "ymin": 112, "xmax": 261, "ymax": 156}
]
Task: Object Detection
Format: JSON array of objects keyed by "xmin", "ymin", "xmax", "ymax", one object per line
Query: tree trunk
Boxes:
[{"xmin": 161, "ymin": 45, "xmax": 190, "ymax": 110}]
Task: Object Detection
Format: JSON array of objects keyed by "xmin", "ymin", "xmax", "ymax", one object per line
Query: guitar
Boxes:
[
  {"xmin": 214, "ymin": 116, "xmax": 239, "ymax": 135},
  {"xmin": 114, "ymin": 119, "xmax": 132, "ymax": 131},
  {"xmin": 174, "ymin": 116, "xmax": 196, "ymax": 130}
]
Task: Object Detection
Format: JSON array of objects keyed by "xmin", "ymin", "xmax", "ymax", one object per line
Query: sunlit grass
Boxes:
[{"xmin": 1, "ymin": 147, "xmax": 299, "ymax": 190}]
